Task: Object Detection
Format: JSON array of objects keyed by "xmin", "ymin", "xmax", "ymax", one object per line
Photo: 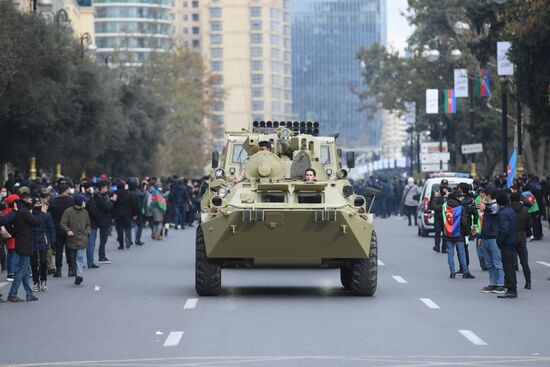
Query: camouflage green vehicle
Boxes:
[{"xmin": 196, "ymin": 121, "xmax": 377, "ymax": 296}]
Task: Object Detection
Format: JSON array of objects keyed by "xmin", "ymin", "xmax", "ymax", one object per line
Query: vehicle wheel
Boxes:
[
  {"xmin": 420, "ymin": 227, "xmax": 429, "ymax": 237},
  {"xmin": 195, "ymin": 226, "xmax": 221, "ymax": 296},
  {"xmin": 349, "ymin": 230, "xmax": 378, "ymax": 296},
  {"xmin": 340, "ymin": 267, "xmax": 352, "ymax": 290},
  {"xmin": 417, "ymin": 227, "xmax": 421, "ymax": 236}
]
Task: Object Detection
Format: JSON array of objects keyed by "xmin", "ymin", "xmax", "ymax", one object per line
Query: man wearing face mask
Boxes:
[
  {"xmin": 49, "ymin": 184, "xmax": 76, "ymax": 277},
  {"xmin": 60, "ymin": 194, "xmax": 91, "ymax": 285},
  {"xmin": 7, "ymin": 193, "xmax": 42, "ymax": 302}
]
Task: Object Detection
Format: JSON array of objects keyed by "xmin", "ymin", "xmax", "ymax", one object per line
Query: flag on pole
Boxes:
[
  {"xmin": 506, "ymin": 149, "xmax": 517, "ymax": 188},
  {"xmin": 443, "ymin": 89, "xmax": 456, "ymax": 114},
  {"xmin": 476, "ymin": 66, "xmax": 491, "ymax": 97}
]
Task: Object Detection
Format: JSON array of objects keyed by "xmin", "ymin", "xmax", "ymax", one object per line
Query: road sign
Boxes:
[
  {"xmin": 421, "ymin": 142, "xmax": 448, "ymax": 154},
  {"xmin": 461, "ymin": 143, "xmax": 483, "ymax": 154},
  {"xmin": 421, "ymin": 152, "xmax": 451, "ymax": 164},
  {"xmin": 422, "ymin": 163, "xmax": 449, "ymax": 173}
]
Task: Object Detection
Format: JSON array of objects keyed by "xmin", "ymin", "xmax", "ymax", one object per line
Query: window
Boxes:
[
  {"xmin": 213, "ymin": 76, "xmax": 223, "ymax": 85},
  {"xmin": 251, "ymin": 47, "xmax": 263, "ymax": 57},
  {"xmin": 192, "ymin": 39, "xmax": 200, "ymax": 47},
  {"xmin": 192, "ymin": 0, "xmax": 198, "ymax": 8},
  {"xmin": 252, "ymin": 115, "xmax": 263, "ymax": 121},
  {"xmin": 210, "ymin": 21, "xmax": 222, "ymax": 31},
  {"xmin": 284, "ymin": 90, "xmax": 292, "ymax": 100},
  {"xmin": 284, "ymin": 64, "xmax": 291, "ymax": 75},
  {"xmin": 211, "ymin": 34, "xmax": 222, "ymax": 44},
  {"xmin": 271, "ymin": 87, "xmax": 281, "ymax": 99},
  {"xmin": 211, "ymin": 61, "xmax": 223, "ymax": 71},
  {"xmin": 284, "ymin": 25, "xmax": 290, "ymax": 35},
  {"xmin": 271, "ymin": 61, "xmax": 281, "ymax": 73},
  {"xmin": 284, "ymin": 51, "xmax": 291, "ymax": 61},
  {"xmin": 251, "ymin": 60, "xmax": 263, "ymax": 71},
  {"xmin": 183, "ymin": 27, "xmax": 188, "ymax": 34},
  {"xmin": 271, "ymin": 48, "xmax": 280, "ymax": 59},
  {"xmin": 232, "ymin": 144, "xmax": 248, "ymax": 164},
  {"xmin": 192, "ymin": 26, "xmax": 199, "ymax": 34},
  {"xmin": 261, "ymin": 193, "xmax": 285, "ymax": 203},
  {"xmin": 252, "ymin": 87, "xmax": 263, "ymax": 97},
  {"xmin": 250, "ymin": 19, "xmax": 262, "ymax": 31},
  {"xmin": 270, "ymin": 8, "xmax": 280, "ymax": 18},
  {"xmin": 270, "ymin": 21, "xmax": 280, "ymax": 32},
  {"xmin": 192, "ymin": 13, "xmax": 199, "ymax": 21},
  {"xmin": 251, "ymin": 74, "xmax": 263, "ymax": 84},
  {"xmin": 212, "ymin": 87, "xmax": 224, "ymax": 98},
  {"xmin": 182, "ymin": 1, "xmax": 187, "ymax": 7},
  {"xmin": 283, "ymin": 12, "xmax": 290, "ymax": 22},
  {"xmin": 284, "ymin": 77, "xmax": 291, "ymax": 87},
  {"xmin": 321, "ymin": 145, "xmax": 331, "ymax": 164},
  {"xmin": 270, "ymin": 35, "xmax": 280, "ymax": 46},
  {"xmin": 250, "ymin": 33, "xmax": 262, "ymax": 44},
  {"xmin": 272, "ymin": 101, "xmax": 281, "ymax": 112},
  {"xmin": 250, "ymin": 6, "xmax": 261, "ymax": 17},
  {"xmin": 285, "ymin": 103, "xmax": 292, "ymax": 113},
  {"xmin": 210, "ymin": 7, "xmax": 221, "ymax": 17},
  {"xmin": 211, "ymin": 47, "xmax": 223, "ymax": 58},
  {"xmin": 212, "ymin": 102, "xmax": 224, "ymax": 112},
  {"xmin": 183, "ymin": 14, "xmax": 188, "ymax": 20},
  {"xmin": 271, "ymin": 74, "xmax": 281, "ymax": 85},
  {"xmin": 283, "ymin": 0, "xmax": 290, "ymax": 9},
  {"xmin": 297, "ymin": 193, "xmax": 323, "ymax": 204},
  {"xmin": 284, "ymin": 38, "xmax": 291, "ymax": 49},
  {"xmin": 252, "ymin": 100, "xmax": 264, "ymax": 111}
]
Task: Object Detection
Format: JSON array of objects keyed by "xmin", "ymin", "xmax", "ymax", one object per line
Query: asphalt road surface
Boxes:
[{"xmin": 2, "ymin": 216, "xmax": 550, "ymax": 367}]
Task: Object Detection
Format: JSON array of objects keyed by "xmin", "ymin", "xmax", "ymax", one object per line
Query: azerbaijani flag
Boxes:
[
  {"xmin": 444, "ymin": 89, "xmax": 456, "ymax": 114},
  {"xmin": 507, "ymin": 149, "xmax": 517, "ymax": 188},
  {"xmin": 443, "ymin": 204, "xmax": 462, "ymax": 237},
  {"xmin": 522, "ymin": 191, "xmax": 540, "ymax": 213},
  {"xmin": 476, "ymin": 66, "xmax": 491, "ymax": 97},
  {"xmin": 148, "ymin": 188, "xmax": 167, "ymax": 211}
]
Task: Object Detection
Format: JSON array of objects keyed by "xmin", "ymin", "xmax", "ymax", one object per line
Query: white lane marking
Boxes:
[
  {"xmin": 419, "ymin": 298, "xmax": 440, "ymax": 309},
  {"xmin": 184, "ymin": 298, "xmax": 198, "ymax": 309},
  {"xmin": 163, "ymin": 331, "xmax": 184, "ymax": 347},
  {"xmin": 536, "ymin": 261, "xmax": 550, "ymax": 268},
  {"xmin": 392, "ymin": 275, "xmax": 408, "ymax": 284},
  {"xmin": 377, "ymin": 260, "xmax": 385, "ymax": 266},
  {"xmin": 0, "ymin": 281, "xmax": 8, "ymax": 289},
  {"xmin": 458, "ymin": 330, "xmax": 488, "ymax": 346}
]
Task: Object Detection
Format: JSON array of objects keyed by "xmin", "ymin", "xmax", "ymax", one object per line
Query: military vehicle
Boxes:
[{"xmin": 196, "ymin": 121, "xmax": 377, "ymax": 296}]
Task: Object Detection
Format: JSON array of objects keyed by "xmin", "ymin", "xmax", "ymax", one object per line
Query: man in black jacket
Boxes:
[
  {"xmin": 84, "ymin": 185, "xmax": 100, "ymax": 269},
  {"xmin": 113, "ymin": 182, "xmax": 136, "ymax": 250},
  {"xmin": 94, "ymin": 182, "xmax": 115, "ymax": 263},
  {"xmin": 7, "ymin": 193, "xmax": 43, "ymax": 302},
  {"xmin": 49, "ymin": 184, "xmax": 75, "ymax": 277},
  {"xmin": 430, "ymin": 179, "xmax": 449, "ymax": 253}
]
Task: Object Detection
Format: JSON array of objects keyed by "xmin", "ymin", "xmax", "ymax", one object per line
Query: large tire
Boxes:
[
  {"xmin": 340, "ymin": 267, "xmax": 352, "ymax": 290},
  {"xmin": 420, "ymin": 227, "xmax": 429, "ymax": 237},
  {"xmin": 349, "ymin": 230, "xmax": 378, "ymax": 296},
  {"xmin": 195, "ymin": 226, "xmax": 221, "ymax": 296}
]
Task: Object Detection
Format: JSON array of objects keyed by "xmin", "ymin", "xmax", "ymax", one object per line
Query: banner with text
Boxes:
[
  {"xmin": 454, "ymin": 69, "xmax": 468, "ymax": 97},
  {"xmin": 426, "ymin": 89, "xmax": 439, "ymax": 114}
]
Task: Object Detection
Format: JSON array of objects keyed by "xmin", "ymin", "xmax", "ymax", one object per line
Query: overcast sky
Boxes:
[{"xmin": 386, "ymin": 0, "xmax": 414, "ymax": 54}]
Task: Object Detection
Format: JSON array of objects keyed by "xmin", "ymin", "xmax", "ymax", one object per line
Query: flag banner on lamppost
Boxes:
[
  {"xmin": 476, "ymin": 66, "xmax": 491, "ymax": 97},
  {"xmin": 497, "ymin": 41, "xmax": 514, "ymax": 76},
  {"xmin": 454, "ymin": 69, "xmax": 468, "ymax": 97},
  {"xmin": 426, "ymin": 89, "xmax": 438, "ymax": 114},
  {"xmin": 404, "ymin": 101, "xmax": 416, "ymax": 124},
  {"xmin": 444, "ymin": 89, "xmax": 456, "ymax": 114}
]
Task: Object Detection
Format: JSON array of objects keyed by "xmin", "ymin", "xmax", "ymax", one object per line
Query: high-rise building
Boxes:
[
  {"xmin": 94, "ymin": 0, "xmax": 173, "ymax": 65},
  {"xmin": 174, "ymin": 0, "xmax": 293, "ymax": 132},
  {"xmin": 292, "ymin": 0, "xmax": 386, "ymax": 148}
]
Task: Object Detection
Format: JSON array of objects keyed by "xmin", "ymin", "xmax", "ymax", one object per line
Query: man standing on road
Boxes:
[
  {"xmin": 458, "ymin": 183, "xmax": 478, "ymax": 272},
  {"xmin": 402, "ymin": 177, "xmax": 420, "ymax": 226},
  {"xmin": 478, "ymin": 187, "xmax": 505, "ymax": 294},
  {"xmin": 430, "ymin": 179, "xmax": 449, "ymax": 253},
  {"xmin": 60, "ymin": 194, "xmax": 91, "ymax": 285},
  {"xmin": 94, "ymin": 182, "xmax": 115, "ymax": 263},
  {"xmin": 113, "ymin": 182, "xmax": 136, "ymax": 250},
  {"xmin": 49, "ymin": 184, "xmax": 75, "ymax": 277}
]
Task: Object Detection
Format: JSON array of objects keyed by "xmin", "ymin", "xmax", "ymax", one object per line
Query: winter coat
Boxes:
[
  {"xmin": 113, "ymin": 190, "xmax": 136, "ymax": 219},
  {"xmin": 402, "ymin": 184, "xmax": 420, "ymax": 207},
  {"xmin": 93, "ymin": 192, "xmax": 113, "ymax": 228},
  {"xmin": 1, "ymin": 194, "xmax": 19, "ymax": 250},
  {"xmin": 85, "ymin": 194, "xmax": 99, "ymax": 229},
  {"xmin": 480, "ymin": 200, "xmax": 499, "ymax": 240},
  {"xmin": 10, "ymin": 203, "xmax": 40, "ymax": 256},
  {"xmin": 49, "ymin": 194, "xmax": 75, "ymax": 234},
  {"xmin": 511, "ymin": 201, "xmax": 532, "ymax": 244},
  {"xmin": 430, "ymin": 194, "xmax": 446, "ymax": 220},
  {"xmin": 497, "ymin": 205, "xmax": 518, "ymax": 247},
  {"xmin": 173, "ymin": 184, "xmax": 189, "ymax": 206},
  {"xmin": 33, "ymin": 211, "xmax": 56, "ymax": 251},
  {"xmin": 60, "ymin": 206, "xmax": 91, "ymax": 250}
]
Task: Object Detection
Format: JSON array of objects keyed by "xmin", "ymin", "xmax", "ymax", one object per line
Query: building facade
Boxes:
[
  {"xmin": 292, "ymin": 0, "xmax": 386, "ymax": 148},
  {"xmin": 174, "ymin": 0, "xmax": 293, "ymax": 132},
  {"xmin": 94, "ymin": 0, "xmax": 172, "ymax": 65}
]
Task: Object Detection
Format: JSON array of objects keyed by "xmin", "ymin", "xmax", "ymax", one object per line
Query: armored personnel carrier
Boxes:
[{"xmin": 196, "ymin": 121, "xmax": 377, "ymax": 296}]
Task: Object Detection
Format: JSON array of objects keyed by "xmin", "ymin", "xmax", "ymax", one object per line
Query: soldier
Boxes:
[
  {"xmin": 233, "ymin": 141, "xmax": 272, "ymax": 184},
  {"xmin": 304, "ymin": 168, "xmax": 316, "ymax": 182},
  {"xmin": 430, "ymin": 179, "xmax": 449, "ymax": 253}
]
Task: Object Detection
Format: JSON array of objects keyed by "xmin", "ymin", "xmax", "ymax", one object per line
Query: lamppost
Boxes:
[{"xmin": 80, "ymin": 32, "xmax": 96, "ymax": 59}]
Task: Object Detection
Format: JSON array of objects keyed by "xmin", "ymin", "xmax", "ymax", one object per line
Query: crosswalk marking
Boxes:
[
  {"xmin": 392, "ymin": 275, "xmax": 408, "ymax": 284},
  {"xmin": 377, "ymin": 260, "xmax": 385, "ymax": 266},
  {"xmin": 184, "ymin": 298, "xmax": 198, "ymax": 309},
  {"xmin": 536, "ymin": 261, "xmax": 550, "ymax": 268},
  {"xmin": 163, "ymin": 331, "xmax": 184, "ymax": 347},
  {"xmin": 419, "ymin": 298, "xmax": 440, "ymax": 309},
  {"xmin": 458, "ymin": 330, "xmax": 488, "ymax": 346}
]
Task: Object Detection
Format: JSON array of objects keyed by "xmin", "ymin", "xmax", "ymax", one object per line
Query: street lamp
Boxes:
[
  {"xmin": 54, "ymin": 9, "xmax": 69, "ymax": 25},
  {"xmin": 79, "ymin": 32, "xmax": 96, "ymax": 59}
]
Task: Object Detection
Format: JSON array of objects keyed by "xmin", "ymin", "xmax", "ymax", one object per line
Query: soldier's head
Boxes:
[
  {"xmin": 258, "ymin": 141, "xmax": 272, "ymax": 152},
  {"xmin": 304, "ymin": 168, "xmax": 316, "ymax": 182}
]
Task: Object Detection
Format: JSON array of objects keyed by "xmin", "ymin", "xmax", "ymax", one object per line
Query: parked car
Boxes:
[{"xmin": 416, "ymin": 173, "xmax": 473, "ymax": 237}]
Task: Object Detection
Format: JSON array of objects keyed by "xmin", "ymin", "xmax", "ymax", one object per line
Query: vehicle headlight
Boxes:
[
  {"xmin": 215, "ymin": 168, "xmax": 225, "ymax": 179},
  {"xmin": 218, "ymin": 188, "xmax": 228, "ymax": 198}
]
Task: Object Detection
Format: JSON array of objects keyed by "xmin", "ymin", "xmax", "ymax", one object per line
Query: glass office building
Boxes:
[
  {"xmin": 94, "ymin": 0, "xmax": 173, "ymax": 64},
  {"xmin": 292, "ymin": 0, "xmax": 386, "ymax": 147}
]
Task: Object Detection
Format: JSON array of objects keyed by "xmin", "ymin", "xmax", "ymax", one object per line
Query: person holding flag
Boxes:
[
  {"xmin": 146, "ymin": 183, "xmax": 167, "ymax": 241},
  {"xmin": 523, "ymin": 176, "xmax": 543, "ymax": 241},
  {"xmin": 435, "ymin": 191, "xmax": 475, "ymax": 279}
]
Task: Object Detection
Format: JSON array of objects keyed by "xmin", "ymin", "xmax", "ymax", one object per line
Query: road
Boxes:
[{"xmin": 1, "ymin": 216, "xmax": 550, "ymax": 366}]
